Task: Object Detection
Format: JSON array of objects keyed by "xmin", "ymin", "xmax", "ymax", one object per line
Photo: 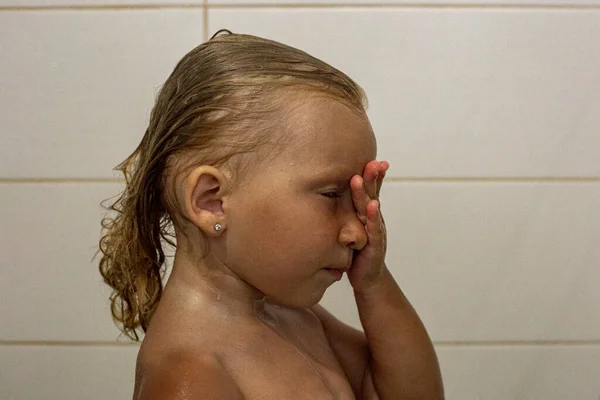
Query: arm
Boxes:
[
  {"xmin": 337, "ymin": 160, "xmax": 443, "ymax": 400},
  {"xmin": 355, "ymin": 267, "xmax": 444, "ymax": 399},
  {"xmin": 313, "ymin": 288, "xmax": 442, "ymax": 400}
]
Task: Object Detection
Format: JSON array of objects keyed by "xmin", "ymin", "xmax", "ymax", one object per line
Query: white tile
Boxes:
[
  {"xmin": 322, "ymin": 182, "xmax": 600, "ymax": 341},
  {"xmin": 3, "ymin": 182, "xmax": 599, "ymax": 342},
  {"xmin": 0, "ymin": 183, "xmax": 133, "ymax": 340},
  {"xmin": 209, "ymin": 8, "xmax": 600, "ymax": 177},
  {"xmin": 210, "ymin": 1, "xmax": 600, "ymax": 4},
  {"xmin": 0, "ymin": 345, "xmax": 139, "ymax": 400},
  {"xmin": 381, "ymin": 182, "xmax": 600, "ymax": 341},
  {"xmin": 0, "ymin": 10, "xmax": 204, "ymax": 178},
  {"xmin": 437, "ymin": 345, "xmax": 600, "ymax": 400}
]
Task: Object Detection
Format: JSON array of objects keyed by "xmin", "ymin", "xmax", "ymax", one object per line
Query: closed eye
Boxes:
[{"xmin": 322, "ymin": 192, "xmax": 343, "ymax": 199}]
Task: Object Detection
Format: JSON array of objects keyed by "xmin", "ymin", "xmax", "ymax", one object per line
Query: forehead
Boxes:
[{"xmin": 279, "ymin": 95, "xmax": 376, "ymax": 173}]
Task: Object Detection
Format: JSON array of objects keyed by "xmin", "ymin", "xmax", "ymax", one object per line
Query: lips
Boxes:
[
  {"xmin": 323, "ymin": 255, "xmax": 351, "ymax": 276},
  {"xmin": 325, "ymin": 265, "xmax": 348, "ymax": 273},
  {"xmin": 324, "ymin": 268, "xmax": 343, "ymax": 281},
  {"xmin": 324, "ymin": 266, "xmax": 347, "ymax": 272}
]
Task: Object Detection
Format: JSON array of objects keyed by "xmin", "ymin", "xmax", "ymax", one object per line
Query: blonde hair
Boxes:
[{"xmin": 97, "ymin": 30, "xmax": 367, "ymax": 340}]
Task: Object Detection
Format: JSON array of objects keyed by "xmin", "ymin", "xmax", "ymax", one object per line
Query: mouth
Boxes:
[{"xmin": 323, "ymin": 268, "xmax": 344, "ymax": 281}]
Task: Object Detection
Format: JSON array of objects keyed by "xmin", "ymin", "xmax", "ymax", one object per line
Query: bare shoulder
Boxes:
[
  {"xmin": 134, "ymin": 349, "xmax": 244, "ymax": 400},
  {"xmin": 310, "ymin": 304, "xmax": 366, "ymax": 346}
]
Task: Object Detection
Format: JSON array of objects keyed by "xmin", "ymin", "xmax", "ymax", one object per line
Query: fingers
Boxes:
[
  {"xmin": 362, "ymin": 160, "xmax": 389, "ymax": 199},
  {"xmin": 351, "ymin": 175, "xmax": 368, "ymax": 224},
  {"xmin": 376, "ymin": 161, "xmax": 389, "ymax": 198},
  {"xmin": 366, "ymin": 199, "xmax": 386, "ymax": 251},
  {"xmin": 351, "ymin": 160, "xmax": 389, "ymax": 223},
  {"xmin": 347, "ymin": 164, "xmax": 388, "ymax": 292},
  {"xmin": 362, "ymin": 161, "xmax": 380, "ymax": 199}
]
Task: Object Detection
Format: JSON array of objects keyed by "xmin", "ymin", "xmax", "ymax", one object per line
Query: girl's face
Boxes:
[{"xmin": 223, "ymin": 95, "xmax": 377, "ymax": 308}]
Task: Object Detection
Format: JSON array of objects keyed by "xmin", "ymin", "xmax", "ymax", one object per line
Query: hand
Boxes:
[{"xmin": 347, "ymin": 160, "xmax": 389, "ymax": 293}]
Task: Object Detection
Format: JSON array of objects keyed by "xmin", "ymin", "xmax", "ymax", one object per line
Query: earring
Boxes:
[{"xmin": 214, "ymin": 223, "xmax": 222, "ymax": 231}]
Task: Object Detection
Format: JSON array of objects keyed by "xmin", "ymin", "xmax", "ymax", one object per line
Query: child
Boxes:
[{"xmin": 99, "ymin": 29, "xmax": 444, "ymax": 399}]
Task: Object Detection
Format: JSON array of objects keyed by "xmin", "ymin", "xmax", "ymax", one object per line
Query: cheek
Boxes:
[
  {"xmin": 233, "ymin": 196, "xmax": 336, "ymax": 262},
  {"xmin": 255, "ymin": 200, "xmax": 321, "ymax": 250},
  {"xmin": 225, "ymin": 196, "xmax": 339, "ymax": 306}
]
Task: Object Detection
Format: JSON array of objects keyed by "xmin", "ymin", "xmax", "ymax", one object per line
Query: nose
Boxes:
[{"xmin": 337, "ymin": 209, "xmax": 368, "ymax": 251}]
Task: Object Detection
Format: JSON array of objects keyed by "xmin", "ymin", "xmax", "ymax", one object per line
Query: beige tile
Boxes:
[
  {"xmin": 0, "ymin": 10, "xmax": 204, "ymax": 178},
  {"xmin": 0, "ymin": 345, "xmax": 139, "ymax": 400},
  {"xmin": 209, "ymin": 8, "xmax": 600, "ymax": 177},
  {"xmin": 436, "ymin": 345, "xmax": 600, "ymax": 399}
]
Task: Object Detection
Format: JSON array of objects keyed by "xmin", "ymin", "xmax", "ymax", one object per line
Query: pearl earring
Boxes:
[{"xmin": 214, "ymin": 223, "xmax": 222, "ymax": 231}]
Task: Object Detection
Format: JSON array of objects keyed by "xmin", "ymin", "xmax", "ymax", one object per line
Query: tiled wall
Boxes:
[{"xmin": 1, "ymin": 1, "xmax": 599, "ymax": 399}]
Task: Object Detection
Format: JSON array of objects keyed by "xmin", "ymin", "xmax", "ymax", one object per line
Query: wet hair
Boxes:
[{"xmin": 97, "ymin": 30, "xmax": 367, "ymax": 340}]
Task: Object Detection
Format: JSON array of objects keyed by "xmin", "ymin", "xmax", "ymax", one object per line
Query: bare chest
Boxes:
[{"xmin": 220, "ymin": 318, "xmax": 356, "ymax": 399}]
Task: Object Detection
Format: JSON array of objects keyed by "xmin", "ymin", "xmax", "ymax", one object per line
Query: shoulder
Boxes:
[
  {"xmin": 134, "ymin": 349, "xmax": 244, "ymax": 400},
  {"xmin": 309, "ymin": 304, "xmax": 365, "ymax": 344}
]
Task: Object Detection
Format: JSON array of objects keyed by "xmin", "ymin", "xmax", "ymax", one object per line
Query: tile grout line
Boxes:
[
  {"xmin": 0, "ymin": 178, "xmax": 124, "ymax": 184},
  {"xmin": 0, "ymin": 340, "xmax": 140, "ymax": 347},
  {"xmin": 386, "ymin": 177, "xmax": 600, "ymax": 183},
  {"xmin": 203, "ymin": 0, "xmax": 209, "ymax": 41},
  {"xmin": 205, "ymin": 3, "xmax": 600, "ymax": 9},
  {"xmin": 433, "ymin": 340, "xmax": 600, "ymax": 347},
  {"xmin": 1, "ymin": 3, "xmax": 600, "ymax": 11},
  {"xmin": 0, "ymin": 4, "xmax": 203, "ymax": 11},
  {"xmin": 1, "ymin": 177, "xmax": 599, "ymax": 184}
]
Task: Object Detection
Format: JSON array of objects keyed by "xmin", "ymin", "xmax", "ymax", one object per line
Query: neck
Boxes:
[{"xmin": 167, "ymin": 245, "xmax": 268, "ymax": 317}]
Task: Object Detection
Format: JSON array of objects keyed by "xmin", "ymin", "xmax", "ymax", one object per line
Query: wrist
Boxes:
[{"xmin": 352, "ymin": 263, "xmax": 390, "ymax": 299}]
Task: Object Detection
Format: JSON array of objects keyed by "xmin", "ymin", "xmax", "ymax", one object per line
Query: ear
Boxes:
[{"xmin": 183, "ymin": 166, "xmax": 230, "ymax": 237}]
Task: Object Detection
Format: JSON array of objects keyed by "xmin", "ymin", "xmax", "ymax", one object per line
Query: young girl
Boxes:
[{"xmin": 99, "ymin": 30, "xmax": 443, "ymax": 400}]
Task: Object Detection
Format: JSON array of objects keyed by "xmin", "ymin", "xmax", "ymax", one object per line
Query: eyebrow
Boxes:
[{"xmin": 307, "ymin": 166, "xmax": 358, "ymax": 184}]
